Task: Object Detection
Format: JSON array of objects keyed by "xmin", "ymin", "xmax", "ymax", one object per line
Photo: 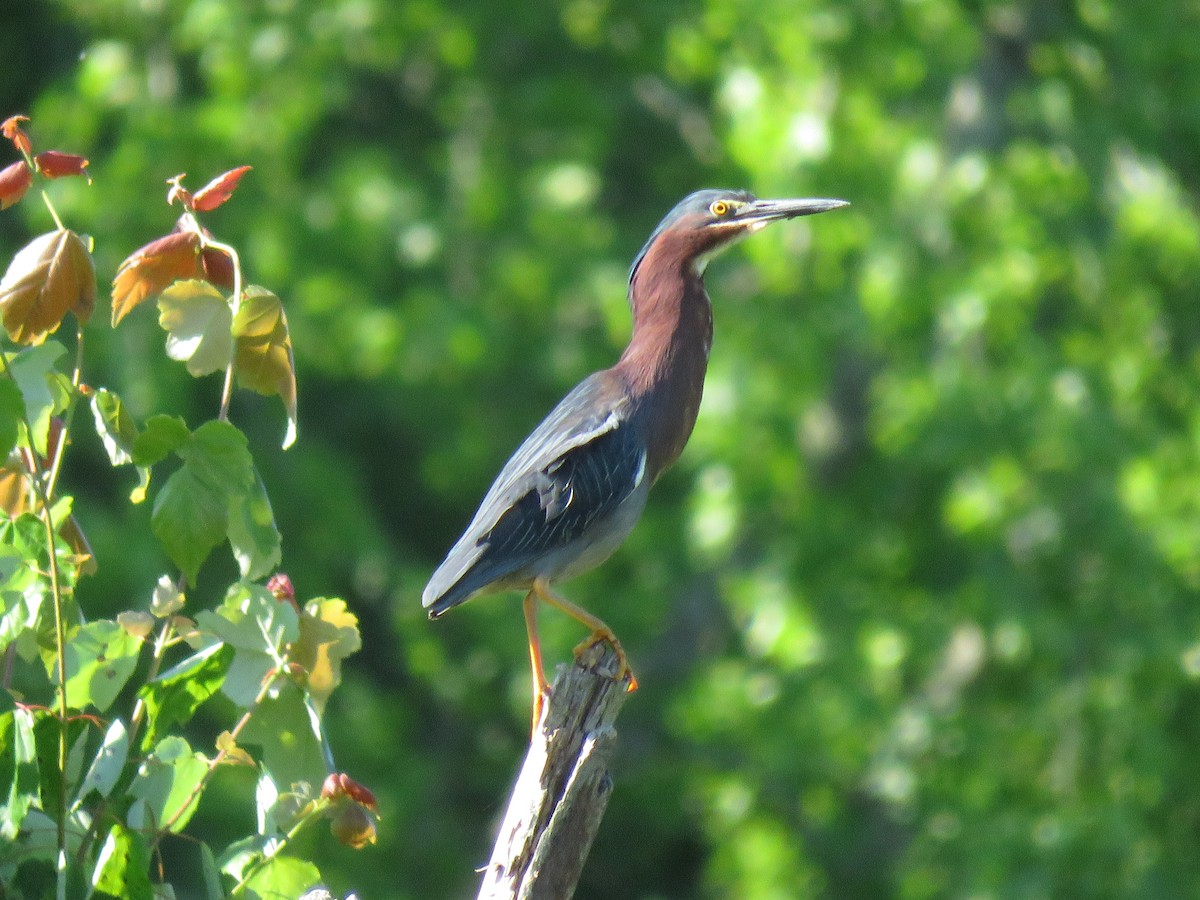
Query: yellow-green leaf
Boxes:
[
  {"xmin": 293, "ymin": 597, "xmax": 362, "ymax": 716},
  {"xmin": 157, "ymin": 280, "xmax": 233, "ymax": 377},
  {"xmin": 0, "ymin": 229, "xmax": 96, "ymax": 345},
  {"xmin": 233, "ymin": 286, "xmax": 297, "ymax": 448}
]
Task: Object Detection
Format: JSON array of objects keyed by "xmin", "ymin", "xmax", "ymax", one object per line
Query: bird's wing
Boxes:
[{"xmin": 423, "ymin": 371, "xmax": 645, "ymax": 612}]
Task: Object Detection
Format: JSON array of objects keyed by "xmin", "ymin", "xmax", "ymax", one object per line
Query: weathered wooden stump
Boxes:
[{"xmin": 477, "ymin": 643, "xmax": 632, "ymax": 900}]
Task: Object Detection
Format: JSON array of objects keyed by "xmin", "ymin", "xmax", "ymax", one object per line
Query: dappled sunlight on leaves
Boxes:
[
  {"xmin": 0, "ymin": 229, "xmax": 95, "ymax": 344},
  {"xmin": 111, "ymin": 231, "xmax": 202, "ymax": 325},
  {"xmin": 233, "ymin": 286, "xmax": 298, "ymax": 448}
]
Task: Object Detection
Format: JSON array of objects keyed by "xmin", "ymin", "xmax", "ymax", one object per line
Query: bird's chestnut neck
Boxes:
[{"xmin": 616, "ymin": 234, "xmax": 714, "ymax": 477}]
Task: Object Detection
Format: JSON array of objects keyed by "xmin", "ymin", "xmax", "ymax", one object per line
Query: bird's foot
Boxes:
[{"xmin": 573, "ymin": 631, "xmax": 639, "ymax": 693}]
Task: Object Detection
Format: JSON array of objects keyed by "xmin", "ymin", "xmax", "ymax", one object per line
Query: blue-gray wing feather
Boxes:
[{"xmin": 423, "ymin": 371, "xmax": 644, "ymax": 614}]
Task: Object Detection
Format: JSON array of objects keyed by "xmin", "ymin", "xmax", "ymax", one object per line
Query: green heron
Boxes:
[{"xmin": 424, "ymin": 189, "xmax": 847, "ymax": 729}]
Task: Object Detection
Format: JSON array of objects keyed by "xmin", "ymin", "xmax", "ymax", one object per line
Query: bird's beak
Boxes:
[{"xmin": 734, "ymin": 197, "xmax": 850, "ymax": 230}]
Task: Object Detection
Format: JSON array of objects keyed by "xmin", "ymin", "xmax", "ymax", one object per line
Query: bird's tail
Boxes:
[
  {"xmin": 422, "ymin": 566, "xmax": 479, "ymax": 619},
  {"xmin": 423, "ymin": 588, "xmax": 467, "ymax": 619}
]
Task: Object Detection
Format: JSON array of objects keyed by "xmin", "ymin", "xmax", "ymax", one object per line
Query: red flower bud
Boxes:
[
  {"xmin": 267, "ymin": 572, "xmax": 296, "ymax": 603},
  {"xmin": 320, "ymin": 772, "xmax": 378, "ymax": 812}
]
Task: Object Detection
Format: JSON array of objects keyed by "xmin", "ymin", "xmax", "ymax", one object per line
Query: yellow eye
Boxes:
[{"xmin": 710, "ymin": 199, "xmax": 729, "ymax": 217}]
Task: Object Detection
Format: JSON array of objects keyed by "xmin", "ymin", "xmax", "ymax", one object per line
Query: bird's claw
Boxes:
[{"xmin": 573, "ymin": 631, "xmax": 638, "ymax": 693}]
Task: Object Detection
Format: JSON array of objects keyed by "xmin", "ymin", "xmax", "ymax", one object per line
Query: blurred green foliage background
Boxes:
[{"xmin": 4, "ymin": 0, "xmax": 1200, "ymax": 896}]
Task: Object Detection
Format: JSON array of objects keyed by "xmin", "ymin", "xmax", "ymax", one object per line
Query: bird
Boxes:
[{"xmin": 423, "ymin": 188, "xmax": 848, "ymax": 731}]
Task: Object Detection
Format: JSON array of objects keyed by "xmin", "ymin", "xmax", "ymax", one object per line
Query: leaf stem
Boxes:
[
  {"xmin": 200, "ymin": 235, "xmax": 243, "ymax": 422},
  {"xmin": 0, "ymin": 344, "xmax": 72, "ymax": 895},
  {"xmin": 127, "ymin": 612, "xmax": 178, "ymax": 750},
  {"xmin": 40, "ymin": 188, "xmax": 65, "ymax": 231},
  {"xmin": 229, "ymin": 798, "xmax": 331, "ymax": 897},
  {"xmin": 43, "ymin": 323, "xmax": 85, "ymax": 503}
]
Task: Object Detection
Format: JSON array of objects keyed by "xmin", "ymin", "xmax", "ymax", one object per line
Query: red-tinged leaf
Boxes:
[
  {"xmin": 166, "ymin": 173, "xmax": 192, "ymax": 209},
  {"xmin": 111, "ymin": 231, "xmax": 202, "ymax": 325},
  {"xmin": 201, "ymin": 246, "xmax": 235, "ymax": 290},
  {"xmin": 34, "ymin": 150, "xmax": 90, "ymax": 181},
  {"xmin": 192, "ymin": 165, "xmax": 251, "ymax": 212},
  {"xmin": 233, "ymin": 287, "xmax": 298, "ymax": 448},
  {"xmin": 1, "ymin": 115, "xmax": 31, "ymax": 156},
  {"xmin": 0, "ymin": 160, "xmax": 32, "ymax": 209},
  {"xmin": 0, "ymin": 229, "xmax": 97, "ymax": 344}
]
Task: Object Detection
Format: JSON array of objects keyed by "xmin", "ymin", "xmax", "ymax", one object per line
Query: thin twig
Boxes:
[
  {"xmin": 228, "ymin": 798, "xmax": 331, "ymax": 897},
  {"xmin": 43, "ymin": 323, "xmax": 85, "ymax": 502},
  {"xmin": 126, "ymin": 612, "xmax": 179, "ymax": 750},
  {"xmin": 156, "ymin": 667, "xmax": 282, "ymax": 836}
]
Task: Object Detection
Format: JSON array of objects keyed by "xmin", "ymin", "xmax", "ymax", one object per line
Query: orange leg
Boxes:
[
  {"xmin": 532, "ymin": 577, "xmax": 638, "ymax": 693},
  {"xmin": 523, "ymin": 589, "xmax": 551, "ymax": 734}
]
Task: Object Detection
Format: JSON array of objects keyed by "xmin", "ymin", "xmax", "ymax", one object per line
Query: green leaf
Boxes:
[
  {"xmin": 150, "ymin": 465, "xmax": 229, "ymax": 584},
  {"xmin": 73, "ymin": 717, "xmax": 129, "ymax": 807},
  {"xmin": 149, "ymin": 420, "xmax": 255, "ymax": 580},
  {"xmin": 199, "ymin": 842, "xmax": 224, "ymax": 900},
  {"xmin": 137, "ymin": 643, "xmax": 233, "ymax": 752},
  {"xmin": 157, "ymin": 279, "xmax": 233, "ymax": 377},
  {"xmin": 92, "ymin": 823, "xmax": 152, "ymax": 900},
  {"xmin": 58, "ymin": 620, "xmax": 143, "ymax": 713},
  {"xmin": 6, "ymin": 341, "xmax": 67, "ymax": 456},
  {"xmin": 237, "ymin": 855, "xmax": 321, "ymax": 900},
  {"xmin": 90, "ymin": 388, "xmax": 140, "ymax": 466},
  {"xmin": 228, "ymin": 468, "xmax": 281, "ymax": 581},
  {"xmin": 0, "ymin": 544, "xmax": 38, "ymax": 647},
  {"xmin": 128, "ymin": 736, "xmax": 207, "ymax": 834},
  {"xmin": 193, "ymin": 583, "xmax": 299, "ymax": 707},
  {"xmin": 131, "ymin": 414, "xmax": 189, "ymax": 468},
  {"xmin": 255, "ymin": 771, "xmax": 279, "ymax": 836},
  {"xmin": 0, "ymin": 377, "xmax": 24, "ymax": 460},
  {"xmin": 0, "ymin": 511, "xmax": 47, "ymax": 564},
  {"xmin": 0, "ymin": 509, "xmax": 86, "ymax": 653},
  {"xmin": 0, "ymin": 706, "xmax": 40, "ymax": 841},
  {"xmin": 181, "ymin": 420, "xmax": 254, "ymax": 496},
  {"xmin": 241, "ymin": 681, "xmax": 328, "ymax": 794},
  {"xmin": 217, "ymin": 834, "xmax": 267, "ymax": 882}
]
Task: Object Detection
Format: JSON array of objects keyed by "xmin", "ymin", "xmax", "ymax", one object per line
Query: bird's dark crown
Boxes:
[{"xmin": 628, "ymin": 189, "xmax": 755, "ymax": 284}]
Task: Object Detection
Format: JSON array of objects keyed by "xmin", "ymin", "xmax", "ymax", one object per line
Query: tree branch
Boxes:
[{"xmin": 477, "ymin": 643, "xmax": 632, "ymax": 900}]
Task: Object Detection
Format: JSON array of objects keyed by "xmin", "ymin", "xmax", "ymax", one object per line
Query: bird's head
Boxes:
[{"xmin": 629, "ymin": 189, "xmax": 848, "ymax": 283}]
